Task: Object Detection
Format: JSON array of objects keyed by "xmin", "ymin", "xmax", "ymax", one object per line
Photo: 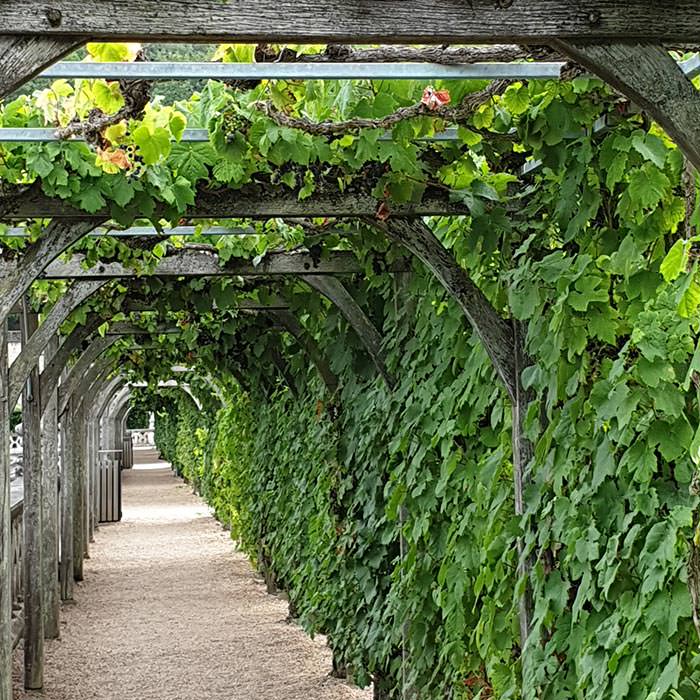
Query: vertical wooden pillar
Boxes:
[
  {"xmin": 41, "ymin": 335, "xmax": 60, "ymax": 639},
  {"xmin": 0, "ymin": 316, "xmax": 12, "ymax": 700},
  {"xmin": 59, "ymin": 401, "xmax": 74, "ymax": 601},
  {"xmin": 512, "ymin": 320, "xmax": 534, "ymax": 663},
  {"xmin": 72, "ymin": 403, "xmax": 85, "ymax": 580},
  {"xmin": 21, "ymin": 300, "xmax": 44, "ymax": 689},
  {"xmin": 82, "ymin": 415, "xmax": 90, "ymax": 558},
  {"xmin": 87, "ymin": 419, "xmax": 96, "ymax": 542}
]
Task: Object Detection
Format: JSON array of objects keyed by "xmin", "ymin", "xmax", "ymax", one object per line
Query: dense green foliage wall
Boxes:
[{"xmin": 154, "ymin": 244, "xmax": 700, "ymax": 700}]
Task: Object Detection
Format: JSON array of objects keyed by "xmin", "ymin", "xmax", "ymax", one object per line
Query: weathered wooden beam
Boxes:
[
  {"xmin": 58, "ymin": 397, "xmax": 73, "ymax": 601},
  {"xmin": 302, "ymin": 275, "xmax": 395, "ymax": 388},
  {"xmin": 0, "ymin": 35, "xmax": 84, "ymax": 99},
  {"xmin": 373, "ymin": 217, "xmax": 516, "ymax": 398},
  {"xmin": 0, "ymin": 184, "xmax": 467, "ymax": 220},
  {"xmin": 124, "ymin": 298, "xmax": 291, "ymax": 312},
  {"xmin": 20, "ymin": 301, "xmax": 44, "ymax": 690},
  {"xmin": 0, "ymin": 317, "xmax": 11, "ymax": 700},
  {"xmin": 512, "ymin": 320, "xmax": 534, "ymax": 653},
  {"xmin": 40, "ymin": 315, "xmax": 103, "ymax": 414},
  {"xmin": 58, "ymin": 338, "xmax": 118, "ymax": 417},
  {"xmin": 40, "ymin": 336, "xmax": 60, "ymax": 640},
  {"xmin": 270, "ymin": 343, "xmax": 299, "ymax": 398},
  {"xmin": 24, "ymin": 250, "xmax": 385, "ymax": 280},
  {"xmin": 0, "ymin": 2, "xmax": 697, "ymax": 42},
  {"xmin": 9, "ymin": 280, "xmax": 106, "ymax": 408},
  {"xmin": 269, "ymin": 310, "xmax": 339, "ymax": 396},
  {"xmin": 555, "ymin": 41, "xmax": 700, "ymax": 171},
  {"xmin": 0, "ymin": 220, "xmax": 99, "ymax": 325}
]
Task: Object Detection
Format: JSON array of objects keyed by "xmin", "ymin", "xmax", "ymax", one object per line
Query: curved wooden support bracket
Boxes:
[
  {"xmin": 268, "ymin": 309, "xmax": 339, "ymax": 396},
  {"xmin": 0, "ymin": 35, "xmax": 85, "ymax": 99},
  {"xmin": 301, "ymin": 275, "xmax": 396, "ymax": 389},
  {"xmin": 40, "ymin": 315, "xmax": 103, "ymax": 413},
  {"xmin": 372, "ymin": 217, "xmax": 516, "ymax": 399},
  {"xmin": 9, "ymin": 281, "xmax": 106, "ymax": 408},
  {"xmin": 0, "ymin": 220, "xmax": 100, "ymax": 324},
  {"xmin": 269, "ymin": 342, "xmax": 299, "ymax": 398},
  {"xmin": 553, "ymin": 41, "xmax": 700, "ymax": 170},
  {"xmin": 57, "ymin": 338, "xmax": 118, "ymax": 416}
]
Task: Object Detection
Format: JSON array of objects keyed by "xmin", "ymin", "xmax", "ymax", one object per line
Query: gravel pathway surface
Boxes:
[{"xmin": 13, "ymin": 463, "xmax": 372, "ymax": 700}]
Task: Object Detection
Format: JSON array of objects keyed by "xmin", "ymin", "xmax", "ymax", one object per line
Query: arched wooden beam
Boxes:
[
  {"xmin": 301, "ymin": 275, "xmax": 395, "ymax": 389},
  {"xmin": 0, "ymin": 219, "xmax": 100, "ymax": 324},
  {"xmin": 58, "ymin": 337, "xmax": 119, "ymax": 416},
  {"xmin": 554, "ymin": 41, "xmax": 700, "ymax": 171},
  {"xmin": 8, "ymin": 281, "xmax": 106, "ymax": 408},
  {"xmin": 267, "ymin": 309, "xmax": 339, "ymax": 396},
  {"xmin": 370, "ymin": 217, "xmax": 534, "ymax": 646},
  {"xmin": 40, "ymin": 314, "xmax": 104, "ymax": 413},
  {"xmin": 0, "ymin": 35, "xmax": 85, "ymax": 99},
  {"xmin": 372, "ymin": 217, "xmax": 516, "ymax": 398},
  {"xmin": 269, "ymin": 342, "xmax": 299, "ymax": 398}
]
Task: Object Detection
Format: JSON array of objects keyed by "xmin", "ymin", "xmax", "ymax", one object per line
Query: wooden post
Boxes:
[
  {"xmin": 41, "ymin": 335, "xmax": 60, "ymax": 639},
  {"xmin": 0, "ymin": 316, "xmax": 12, "ymax": 700},
  {"xmin": 87, "ymin": 420, "xmax": 96, "ymax": 542},
  {"xmin": 512, "ymin": 320, "xmax": 534, "ymax": 657},
  {"xmin": 59, "ymin": 400, "xmax": 74, "ymax": 601},
  {"xmin": 72, "ymin": 403, "xmax": 85, "ymax": 580},
  {"xmin": 21, "ymin": 299, "xmax": 44, "ymax": 689}
]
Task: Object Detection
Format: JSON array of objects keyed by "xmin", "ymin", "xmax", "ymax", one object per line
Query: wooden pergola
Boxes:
[{"xmin": 1, "ymin": 4, "xmax": 700, "ymax": 697}]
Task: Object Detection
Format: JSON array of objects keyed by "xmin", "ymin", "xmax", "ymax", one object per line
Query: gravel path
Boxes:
[{"xmin": 13, "ymin": 464, "xmax": 372, "ymax": 700}]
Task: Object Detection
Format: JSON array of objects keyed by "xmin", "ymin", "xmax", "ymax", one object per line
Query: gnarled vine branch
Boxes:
[{"xmin": 254, "ymin": 80, "xmax": 510, "ymax": 137}]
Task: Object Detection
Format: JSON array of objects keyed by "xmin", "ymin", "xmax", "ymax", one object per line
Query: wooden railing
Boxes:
[{"xmin": 11, "ymin": 498, "xmax": 24, "ymax": 648}]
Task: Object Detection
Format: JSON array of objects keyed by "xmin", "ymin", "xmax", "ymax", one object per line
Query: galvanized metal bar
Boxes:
[
  {"xmin": 39, "ymin": 60, "xmax": 565, "ymax": 81},
  {"xmin": 0, "ymin": 127, "xmax": 459, "ymax": 143}
]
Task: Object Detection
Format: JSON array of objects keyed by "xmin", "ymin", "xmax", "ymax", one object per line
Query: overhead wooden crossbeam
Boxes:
[
  {"xmin": 1, "ymin": 250, "xmax": 402, "ymax": 280},
  {"xmin": 0, "ymin": 2, "xmax": 697, "ymax": 42},
  {"xmin": 1, "ymin": 225, "xmax": 346, "ymax": 238},
  {"xmin": 554, "ymin": 41, "xmax": 700, "ymax": 171},
  {"xmin": 0, "ymin": 184, "xmax": 468, "ymax": 220}
]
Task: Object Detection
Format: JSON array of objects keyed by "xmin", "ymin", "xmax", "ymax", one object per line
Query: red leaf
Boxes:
[
  {"xmin": 376, "ymin": 201, "xmax": 391, "ymax": 221},
  {"xmin": 421, "ymin": 85, "xmax": 451, "ymax": 111},
  {"xmin": 97, "ymin": 147, "xmax": 131, "ymax": 170}
]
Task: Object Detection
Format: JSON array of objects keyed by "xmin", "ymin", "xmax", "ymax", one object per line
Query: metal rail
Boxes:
[
  {"xmin": 27, "ymin": 53, "xmax": 700, "ymax": 82},
  {"xmin": 0, "ymin": 126, "xmax": 460, "ymax": 143},
  {"xmin": 39, "ymin": 60, "xmax": 566, "ymax": 81}
]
